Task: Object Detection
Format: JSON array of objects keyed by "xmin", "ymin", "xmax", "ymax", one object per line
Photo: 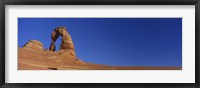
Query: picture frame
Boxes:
[{"xmin": 0, "ymin": 0, "xmax": 199, "ymax": 88}]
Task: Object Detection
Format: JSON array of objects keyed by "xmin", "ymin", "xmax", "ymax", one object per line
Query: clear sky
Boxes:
[{"xmin": 18, "ymin": 18, "xmax": 182, "ymax": 67}]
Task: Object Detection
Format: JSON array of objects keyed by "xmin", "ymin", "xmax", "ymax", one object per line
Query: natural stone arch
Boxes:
[
  {"xmin": 49, "ymin": 26, "xmax": 77, "ymax": 64},
  {"xmin": 49, "ymin": 27, "xmax": 75, "ymax": 51}
]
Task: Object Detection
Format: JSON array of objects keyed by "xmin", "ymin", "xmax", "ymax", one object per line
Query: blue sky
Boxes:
[{"xmin": 18, "ymin": 18, "xmax": 182, "ymax": 67}]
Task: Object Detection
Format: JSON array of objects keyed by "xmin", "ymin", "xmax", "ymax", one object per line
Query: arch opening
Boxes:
[{"xmin": 49, "ymin": 27, "xmax": 75, "ymax": 52}]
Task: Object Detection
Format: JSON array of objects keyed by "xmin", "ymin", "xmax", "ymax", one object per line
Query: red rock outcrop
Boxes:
[
  {"xmin": 49, "ymin": 27, "xmax": 77, "ymax": 64},
  {"xmin": 23, "ymin": 40, "xmax": 44, "ymax": 51},
  {"xmin": 18, "ymin": 46, "xmax": 182, "ymax": 70}
]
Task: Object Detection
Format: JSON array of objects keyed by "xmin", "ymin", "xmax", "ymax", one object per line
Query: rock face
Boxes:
[
  {"xmin": 23, "ymin": 40, "xmax": 44, "ymax": 51},
  {"xmin": 18, "ymin": 46, "xmax": 182, "ymax": 70},
  {"xmin": 49, "ymin": 27, "xmax": 75, "ymax": 51},
  {"xmin": 49, "ymin": 27, "xmax": 77, "ymax": 64}
]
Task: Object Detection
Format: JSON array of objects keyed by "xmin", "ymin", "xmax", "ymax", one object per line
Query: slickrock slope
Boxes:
[
  {"xmin": 23, "ymin": 40, "xmax": 44, "ymax": 51},
  {"xmin": 18, "ymin": 27, "xmax": 181, "ymax": 70},
  {"xmin": 18, "ymin": 40, "xmax": 181, "ymax": 70}
]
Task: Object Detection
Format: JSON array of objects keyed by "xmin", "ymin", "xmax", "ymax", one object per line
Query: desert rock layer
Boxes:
[{"xmin": 18, "ymin": 41, "xmax": 181, "ymax": 70}]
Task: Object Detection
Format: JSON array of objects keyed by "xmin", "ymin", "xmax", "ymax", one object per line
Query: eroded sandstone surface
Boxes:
[{"xmin": 49, "ymin": 27, "xmax": 77, "ymax": 64}]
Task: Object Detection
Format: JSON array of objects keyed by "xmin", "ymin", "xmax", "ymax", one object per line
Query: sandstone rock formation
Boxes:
[
  {"xmin": 18, "ymin": 45, "xmax": 182, "ymax": 70},
  {"xmin": 49, "ymin": 27, "xmax": 77, "ymax": 64},
  {"xmin": 49, "ymin": 27, "xmax": 75, "ymax": 51},
  {"xmin": 23, "ymin": 40, "xmax": 44, "ymax": 51}
]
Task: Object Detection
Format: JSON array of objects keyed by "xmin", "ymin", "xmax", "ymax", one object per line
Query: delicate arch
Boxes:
[{"xmin": 49, "ymin": 27, "xmax": 75, "ymax": 51}]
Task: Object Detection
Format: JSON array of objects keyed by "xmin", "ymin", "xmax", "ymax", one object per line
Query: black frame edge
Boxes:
[
  {"xmin": 0, "ymin": 0, "xmax": 5, "ymax": 88},
  {"xmin": 1, "ymin": 0, "xmax": 200, "ymax": 5},
  {"xmin": 195, "ymin": 1, "xmax": 200, "ymax": 87}
]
